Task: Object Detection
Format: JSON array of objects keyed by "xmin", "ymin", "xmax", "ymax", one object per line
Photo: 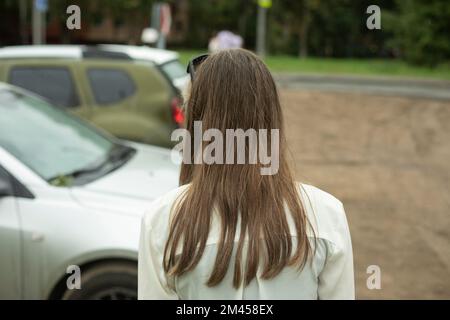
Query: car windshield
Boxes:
[
  {"xmin": 0, "ymin": 87, "xmax": 132, "ymax": 185},
  {"xmin": 160, "ymin": 60, "xmax": 186, "ymax": 81}
]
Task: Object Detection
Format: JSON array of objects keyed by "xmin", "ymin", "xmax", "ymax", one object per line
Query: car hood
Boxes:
[{"xmin": 70, "ymin": 142, "xmax": 180, "ymax": 216}]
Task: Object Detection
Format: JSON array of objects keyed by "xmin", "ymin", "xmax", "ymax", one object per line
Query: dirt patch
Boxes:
[{"xmin": 281, "ymin": 89, "xmax": 450, "ymax": 299}]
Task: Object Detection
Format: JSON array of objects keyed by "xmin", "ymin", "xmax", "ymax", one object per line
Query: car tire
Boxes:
[{"xmin": 61, "ymin": 261, "xmax": 137, "ymax": 300}]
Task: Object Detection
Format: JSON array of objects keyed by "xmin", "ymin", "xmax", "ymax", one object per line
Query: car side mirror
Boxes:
[{"xmin": 0, "ymin": 177, "xmax": 12, "ymax": 198}]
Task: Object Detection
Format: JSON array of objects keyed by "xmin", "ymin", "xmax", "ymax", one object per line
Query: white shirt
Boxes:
[{"xmin": 138, "ymin": 183, "xmax": 355, "ymax": 300}]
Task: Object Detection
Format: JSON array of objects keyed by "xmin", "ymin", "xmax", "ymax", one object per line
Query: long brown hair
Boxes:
[{"xmin": 164, "ymin": 49, "xmax": 313, "ymax": 288}]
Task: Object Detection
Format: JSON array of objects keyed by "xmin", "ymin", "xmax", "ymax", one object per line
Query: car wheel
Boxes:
[{"xmin": 62, "ymin": 261, "xmax": 137, "ymax": 300}]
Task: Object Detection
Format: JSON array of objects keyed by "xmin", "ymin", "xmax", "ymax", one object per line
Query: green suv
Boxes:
[{"xmin": 0, "ymin": 49, "xmax": 185, "ymax": 148}]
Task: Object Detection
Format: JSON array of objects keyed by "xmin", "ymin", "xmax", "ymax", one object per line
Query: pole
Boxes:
[
  {"xmin": 256, "ymin": 5, "xmax": 267, "ymax": 57},
  {"xmin": 151, "ymin": 3, "xmax": 164, "ymax": 49},
  {"xmin": 157, "ymin": 35, "xmax": 166, "ymax": 50},
  {"xmin": 32, "ymin": 0, "xmax": 47, "ymax": 45},
  {"xmin": 32, "ymin": 1, "xmax": 42, "ymax": 44},
  {"xmin": 41, "ymin": 7, "xmax": 46, "ymax": 44}
]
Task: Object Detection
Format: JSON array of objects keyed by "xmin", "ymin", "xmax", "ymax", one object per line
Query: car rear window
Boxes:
[
  {"xmin": 87, "ymin": 68, "xmax": 136, "ymax": 105},
  {"xmin": 9, "ymin": 67, "xmax": 80, "ymax": 108},
  {"xmin": 160, "ymin": 60, "xmax": 186, "ymax": 81}
]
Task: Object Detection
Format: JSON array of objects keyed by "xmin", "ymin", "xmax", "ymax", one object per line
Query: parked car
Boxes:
[
  {"xmin": 0, "ymin": 45, "xmax": 185, "ymax": 147},
  {"xmin": 0, "ymin": 44, "xmax": 189, "ymax": 93},
  {"xmin": 0, "ymin": 83, "xmax": 179, "ymax": 299}
]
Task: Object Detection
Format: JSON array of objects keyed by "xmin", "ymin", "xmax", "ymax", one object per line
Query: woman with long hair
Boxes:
[{"xmin": 139, "ymin": 49, "xmax": 354, "ymax": 299}]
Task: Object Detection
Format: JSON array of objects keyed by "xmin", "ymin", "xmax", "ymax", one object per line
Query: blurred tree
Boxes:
[
  {"xmin": 2, "ymin": 0, "xmax": 447, "ymax": 66},
  {"xmin": 384, "ymin": 0, "xmax": 450, "ymax": 66},
  {"xmin": 185, "ymin": 0, "xmax": 254, "ymax": 48},
  {"xmin": 269, "ymin": 0, "xmax": 395, "ymax": 58},
  {"xmin": 271, "ymin": 0, "xmax": 320, "ymax": 58},
  {"xmin": 307, "ymin": 0, "xmax": 394, "ymax": 58},
  {"xmin": 0, "ymin": 0, "xmax": 26, "ymax": 45}
]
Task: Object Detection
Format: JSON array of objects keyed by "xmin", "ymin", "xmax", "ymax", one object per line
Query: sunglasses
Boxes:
[{"xmin": 186, "ymin": 54, "xmax": 209, "ymax": 81}]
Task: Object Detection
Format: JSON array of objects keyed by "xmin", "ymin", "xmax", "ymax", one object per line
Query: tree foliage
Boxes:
[
  {"xmin": 384, "ymin": 0, "xmax": 450, "ymax": 66},
  {"xmin": 1, "ymin": 0, "xmax": 449, "ymax": 66}
]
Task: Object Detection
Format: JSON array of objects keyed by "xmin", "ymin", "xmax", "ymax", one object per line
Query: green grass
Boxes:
[{"xmin": 176, "ymin": 49, "xmax": 450, "ymax": 81}]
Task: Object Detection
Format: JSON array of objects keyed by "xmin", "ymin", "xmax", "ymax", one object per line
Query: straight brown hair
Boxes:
[{"xmin": 163, "ymin": 49, "xmax": 313, "ymax": 288}]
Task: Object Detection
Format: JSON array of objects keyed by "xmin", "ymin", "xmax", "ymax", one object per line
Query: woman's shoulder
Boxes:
[
  {"xmin": 297, "ymin": 183, "xmax": 350, "ymax": 244},
  {"xmin": 142, "ymin": 184, "xmax": 190, "ymax": 237},
  {"xmin": 299, "ymin": 183, "xmax": 344, "ymax": 214}
]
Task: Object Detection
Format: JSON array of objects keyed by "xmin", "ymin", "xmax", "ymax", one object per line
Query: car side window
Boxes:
[
  {"xmin": 0, "ymin": 166, "xmax": 12, "ymax": 197},
  {"xmin": 87, "ymin": 68, "xmax": 136, "ymax": 105},
  {"xmin": 9, "ymin": 67, "xmax": 80, "ymax": 108},
  {"xmin": 0, "ymin": 165, "xmax": 34, "ymax": 199}
]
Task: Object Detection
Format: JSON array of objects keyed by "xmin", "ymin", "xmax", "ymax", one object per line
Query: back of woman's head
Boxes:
[
  {"xmin": 164, "ymin": 49, "xmax": 313, "ymax": 288},
  {"xmin": 185, "ymin": 49, "xmax": 282, "ymax": 134}
]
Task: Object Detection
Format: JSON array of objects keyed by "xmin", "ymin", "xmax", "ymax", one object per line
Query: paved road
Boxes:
[{"xmin": 274, "ymin": 73, "xmax": 450, "ymax": 101}]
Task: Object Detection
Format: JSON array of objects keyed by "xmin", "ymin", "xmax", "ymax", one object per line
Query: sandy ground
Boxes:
[{"xmin": 280, "ymin": 89, "xmax": 450, "ymax": 299}]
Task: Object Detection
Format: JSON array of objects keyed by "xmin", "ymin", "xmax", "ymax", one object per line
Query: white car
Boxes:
[
  {"xmin": 0, "ymin": 44, "xmax": 189, "ymax": 92},
  {"xmin": 98, "ymin": 44, "xmax": 189, "ymax": 92},
  {"xmin": 0, "ymin": 83, "xmax": 179, "ymax": 299}
]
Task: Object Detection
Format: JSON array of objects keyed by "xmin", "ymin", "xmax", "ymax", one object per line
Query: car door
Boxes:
[
  {"xmin": 0, "ymin": 165, "xmax": 22, "ymax": 299},
  {"xmin": 81, "ymin": 63, "xmax": 139, "ymax": 141},
  {"xmin": 81, "ymin": 61, "xmax": 174, "ymax": 146}
]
